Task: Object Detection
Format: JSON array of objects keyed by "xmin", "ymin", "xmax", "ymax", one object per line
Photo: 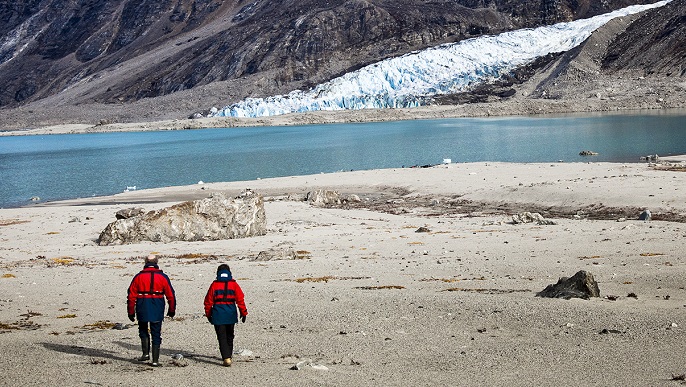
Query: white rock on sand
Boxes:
[{"xmin": 0, "ymin": 160, "xmax": 685, "ymax": 386}]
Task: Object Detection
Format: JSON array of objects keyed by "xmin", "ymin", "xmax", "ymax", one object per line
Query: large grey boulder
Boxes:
[
  {"xmin": 536, "ymin": 270, "xmax": 600, "ymax": 300},
  {"xmin": 98, "ymin": 192, "xmax": 266, "ymax": 245},
  {"xmin": 306, "ymin": 189, "xmax": 341, "ymax": 206}
]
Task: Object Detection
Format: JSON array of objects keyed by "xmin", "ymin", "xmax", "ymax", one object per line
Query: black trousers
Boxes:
[
  {"xmin": 214, "ymin": 324, "xmax": 235, "ymax": 359},
  {"xmin": 139, "ymin": 321, "xmax": 162, "ymax": 345}
]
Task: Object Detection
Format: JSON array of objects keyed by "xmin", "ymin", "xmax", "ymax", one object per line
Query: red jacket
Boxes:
[
  {"xmin": 127, "ymin": 265, "xmax": 176, "ymax": 322},
  {"xmin": 204, "ymin": 276, "xmax": 247, "ymax": 325}
]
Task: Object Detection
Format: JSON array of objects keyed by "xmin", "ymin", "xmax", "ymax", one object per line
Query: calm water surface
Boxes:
[{"xmin": 1, "ymin": 111, "xmax": 685, "ymax": 208}]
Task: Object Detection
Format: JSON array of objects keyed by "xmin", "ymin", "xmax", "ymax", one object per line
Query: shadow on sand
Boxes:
[{"xmin": 40, "ymin": 341, "xmax": 221, "ymax": 366}]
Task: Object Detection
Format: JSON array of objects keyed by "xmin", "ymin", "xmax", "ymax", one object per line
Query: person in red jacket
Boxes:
[
  {"xmin": 127, "ymin": 254, "xmax": 176, "ymax": 367},
  {"xmin": 204, "ymin": 263, "xmax": 248, "ymax": 367}
]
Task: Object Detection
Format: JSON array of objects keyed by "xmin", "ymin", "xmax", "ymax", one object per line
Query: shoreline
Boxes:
[
  {"xmin": 8, "ymin": 154, "xmax": 686, "ymax": 210},
  {"xmin": 6, "ymin": 154, "xmax": 686, "ymax": 211},
  {"xmin": 1, "ymin": 103, "xmax": 685, "ymax": 137},
  {"xmin": 1, "ymin": 159, "xmax": 686, "ymax": 385}
]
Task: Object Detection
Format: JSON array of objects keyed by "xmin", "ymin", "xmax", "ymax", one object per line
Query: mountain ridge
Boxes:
[{"xmin": 0, "ymin": 0, "xmax": 684, "ymax": 130}]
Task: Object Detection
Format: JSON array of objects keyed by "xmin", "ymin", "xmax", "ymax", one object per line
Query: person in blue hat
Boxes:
[{"xmin": 203, "ymin": 264, "xmax": 248, "ymax": 366}]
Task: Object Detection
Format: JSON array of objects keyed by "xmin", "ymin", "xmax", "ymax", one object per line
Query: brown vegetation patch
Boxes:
[
  {"xmin": 57, "ymin": 314, "xmax": 77, "ymax": 319},
  {"xmin": 2, "ymin": 273, "xmax": 16, "ymax": 278},
  {"xmin": 421, "ymin": 276, "xmax": 487, "ymax": 282},
  {"xmin": 579, "ymin": 255, "xmax": 602, "ymax": 260},
  {"xmin": 443, "ymin": 287, "xmax": 530, "ymax": 294},
  {"xmin": 0, "ymin": 219, "xmax": 29, "ymax": 226},
  {"xmin": 49, "ymin": 257, "xmax": 75, "ymax": 266},
  {"xmin": 0, "ymin": 323, "xmax": 20, "ymax": 332},
  {"xmin": 355, "ymin": 285, "xmax": 405, "ymax": 290},
  {"xmin": 176, "ymin": 253, "xmax": 211, "ymax": 259},
  {"xmin": 52, "ymin": 257, "xmax": 73, "ymax": 264},
  {"xmin": 81, "ymin": 320, "xmax": 116, "ymax": 330},
  {"xmin": 295, "ymin": 276, "xmax": 335, "ymax": 283},
  {"xmin": 293, "ymin": 276, "xmax": 371, "ymax": 283},
  {"xmin": 20, "ymin": 311, "xmax": 42, "ymax": 319},
  {"xmin": 639, "ymin": 252, "xmax": 665, "ymax": 257},
  {"xmin": 0, "ymin": 320, "xmax": 41, "ymax": 333}
]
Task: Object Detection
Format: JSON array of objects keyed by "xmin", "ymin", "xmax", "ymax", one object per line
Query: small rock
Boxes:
[
  {"xmin": 115, "ymin": 207, "xmax": 145, "ymax": 220},
  {"xmin": 346, "ymin": 194, "xmax": 361, "ymax": 203},
  {"xmin": 599, "ymin": 328, "xmax": 621, "ymax": 334},
  {"xmin": 638, "ymin": 209, "xmax": 651, "ymax": 221},
  {"xmin": 579, "ymin": 150, "xmax": 598, "ymax": 156},
  {"xmin": 234, "ymin": 348, "xmax": 253, "ymax": 357},
  {"xmin": 536, "ymin": 270, "xmax": 600, "ymax": 300},
  {"xmin": 290, "ymin": 359, "xmax": 328, "ymax": 371}
]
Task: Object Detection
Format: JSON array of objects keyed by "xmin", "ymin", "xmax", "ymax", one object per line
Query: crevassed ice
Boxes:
[{"xmin": 214, "ymin": 1, "xmax": 671, "ymax": 118}]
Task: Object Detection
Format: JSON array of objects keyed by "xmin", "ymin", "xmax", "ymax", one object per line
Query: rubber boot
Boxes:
[
  {"xmin": 138, "ymin": 338, "xmax": 150, "ymax": 361},
  {"xmin": 151, "ymin": 345, "xmax": 160, "ymax": 367}
]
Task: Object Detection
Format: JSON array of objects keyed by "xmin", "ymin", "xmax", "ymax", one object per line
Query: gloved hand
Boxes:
[
  {"xmin": 167, "ymin": 311, "xmax": 175, "ymax": 318},
  {"xmin": 206, "ymin": 316, "xmax": 213, "ymax": 324},
  {"xmin": 241, "ymin": 315, "xmax": 246, "ymax": 323},
  {"xmin": 128, "ymin": 314, "xmax": 135, "ymax": 322}
]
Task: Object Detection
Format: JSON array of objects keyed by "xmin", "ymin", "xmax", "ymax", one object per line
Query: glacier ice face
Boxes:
[{"xmin": 214, "ymin": 1, "xmax": 671, "ymax": 118}]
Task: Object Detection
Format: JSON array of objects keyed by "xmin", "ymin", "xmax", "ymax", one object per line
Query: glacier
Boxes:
[{"xmin": 214, "ymin": 1, "xmax": 671, "ymax": 118}]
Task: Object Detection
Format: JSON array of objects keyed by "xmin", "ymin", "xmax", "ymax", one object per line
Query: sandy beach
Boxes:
[{"xmin": 1, "ymin": 158, "xmax": 686, "ymax": 386}]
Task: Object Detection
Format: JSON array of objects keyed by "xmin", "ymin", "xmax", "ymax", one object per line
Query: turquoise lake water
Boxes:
[{"xmin": 1, "ymin": 111, "xmax": 685, "ymax": 208}]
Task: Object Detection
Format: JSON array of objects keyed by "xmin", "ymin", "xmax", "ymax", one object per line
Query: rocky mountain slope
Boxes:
[{"xmin": 0, "ymin": 0, "xmax": 683, "ymax": 129}]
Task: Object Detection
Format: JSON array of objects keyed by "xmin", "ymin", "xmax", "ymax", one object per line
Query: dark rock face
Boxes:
[
  {"xmin": 536, "ymin": 270, "xmax": 601, "ymax": 300},
  {"xmin": 603, "ymin": 0, "xmax": 686, "ymax": 76},
  {"xmin": 0, "ymin": 0, "xmax": 659, "ymax": 109}
]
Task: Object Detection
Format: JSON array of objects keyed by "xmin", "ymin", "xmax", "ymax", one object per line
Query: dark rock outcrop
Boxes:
[
  {"xmin": 602, "ymin": 0, "xmax": 686, "ymax": 76},
  {"xmin": 98, "ymin": 192, "xmax": 266, "ymax": 245},
  {"xmin": 115, "ymin": 207, "xmax": 146, "ymax": 220},
  {"xmin": 536, "ymin": 270, "xmax": 600, "ymax": 299}
]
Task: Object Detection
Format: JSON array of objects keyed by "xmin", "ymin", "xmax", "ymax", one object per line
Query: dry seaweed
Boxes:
[
  {"xmin": 421, "ymin": 276, "xmax": 486, "ymax": 283},
  {"xmin": 0, "ymin": 219, "xmax": 30, "ymax": 226},
  {"xmin": 81, "ymin": 320, "xmax": 116, "ymax": 330},
  {"xmin": 355, "ymin": 285, "xmax": 405, "ymax": 290},
  {"xmin": 443, "ymin": 287, "xmax": 530, "ymax": 294},
  {"xmin": 292, "ymin": 276, "xmax": 371, "ymax": 283}
]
